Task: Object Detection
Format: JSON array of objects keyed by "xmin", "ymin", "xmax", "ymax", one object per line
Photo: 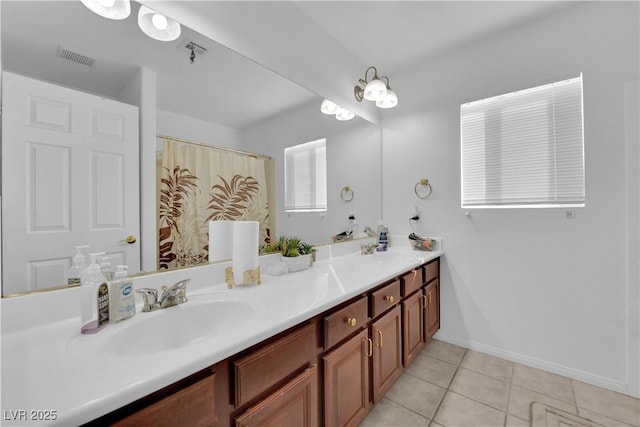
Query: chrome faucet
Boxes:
[{"xmin": 136, "ymin": 279, "xmax": 190, "ymax": 312}]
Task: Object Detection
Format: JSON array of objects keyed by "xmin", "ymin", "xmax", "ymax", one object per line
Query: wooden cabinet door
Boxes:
[
  {"xmin": 323, "ymin": 329, "xmax": 370, "ymax": 427},
  {"xmin": 112, "ymin": 373, "xmax": 216, "ymax": 427},
  {"xmin": 371, "ymin": 306, "xmax": 403, "ymax": 403},
  {"xmin": 235, "ymin": 365, "xmax": 318, "ymax": 427},
  {"xmin": 402, "ymin": 291, "xmax": 424, "ymax": 367},
  {"xmin": 424, "ymin": 280, "xmax": 440, "ymax": 342}
]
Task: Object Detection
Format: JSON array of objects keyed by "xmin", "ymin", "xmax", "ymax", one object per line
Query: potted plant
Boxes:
[{"xmin": 262, "ymin": 236, "xmax": 315, "ymax": 272}]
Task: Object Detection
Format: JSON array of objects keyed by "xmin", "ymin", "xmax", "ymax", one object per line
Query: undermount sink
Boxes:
[{"xmin": 103, "ymin": 297, "xmax": 254, "ymax": 357}]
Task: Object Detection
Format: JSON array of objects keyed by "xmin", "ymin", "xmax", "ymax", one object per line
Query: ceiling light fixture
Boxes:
[
  {"xmin": 320, "ymin": 99, "xmax": 354, "ymax": 121},
  {"xmin": 354, "ymin": 66, "xmax": 398, "ymax": 108},
  {"xmin": 80, "ymin": 0, "xmax": 130, "ymax": 20},
  {"xmin": 138, "ymin": 5, "xmax": 181, "ymax": 41}
]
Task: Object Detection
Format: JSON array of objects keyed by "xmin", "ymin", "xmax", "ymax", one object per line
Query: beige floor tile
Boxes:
[
  {"xmin": 460, "ymin": 350, "xmax": 514, "ymax": 382},
  {"xmin": 423, "ymin": 339, "xmax": 467, "ymax": 366},
  {"xmin": 429, "ymin": 422, "xmax": 445, "ymax": 427},
  {"xmin": 578, "ymin": 407, "xmax": 636, "ymax": 427},
  {"xmin": 434, "ymin": 391, "xmax": 506, "ymax": 427},
  {"xmin": 512, "ymin": 364, "xmax": 575, "ymax": 404},
  {"xmin": 508, "ymin": 385, "xmax": 577, "ymax": 421},
  {"xmin": 449, "ymin": 368, "xmax": 510, "ymax": 411},
  {"xmin": 406, "ymin": 354, "xmax": 458, "ymax": 388},
  {"xmin": 385, "ymin": 373, "xmax": 446, "ymax": 419},
  {"xmin": 573, "ymin": 380, "xmax": 640, "ymax": 426},
  {"xmin": 505, "ymin": 414, "xmax": 529, "ymax": 427},
  {"xmin": 360, "ymin": 398, "xmax": 431, "ymax": 427}
]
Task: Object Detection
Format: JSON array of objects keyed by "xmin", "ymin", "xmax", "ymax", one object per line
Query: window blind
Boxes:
[
  {"xmin": 285, "ymin": 138, "xmax": 327, "ymax": 212},
  {"xmin": 461, "ymin": 75, "xmax": 585, "ymax": 208}
]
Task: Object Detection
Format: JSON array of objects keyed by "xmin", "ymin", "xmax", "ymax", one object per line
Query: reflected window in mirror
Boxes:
[{"xmin": 284, "ymin": 139, "xmax": 327, "ymax": 212}]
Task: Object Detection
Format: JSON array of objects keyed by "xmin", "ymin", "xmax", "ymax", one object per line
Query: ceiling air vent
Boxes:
[
  {"xmin": 56, "ymin": 46, "xmax": 95, "ymax": 67},
  {"xmin": 182, "ymin": 41, "xmax": 207, "ymax": 57}
]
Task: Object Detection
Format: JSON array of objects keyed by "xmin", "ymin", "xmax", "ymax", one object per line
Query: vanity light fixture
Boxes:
[
  {"xmin": 80, "ymin": 0, "xmax": 130, "ymax": 20},
  {"xmin": 376, "ymin": 77, "xmax": 398, "ymax": 109},
  {"xmin": 320, "ymin": 99, "xmax": 355, "ymax": 121},
  {"xmin": 354, "ymin": 66, "xmax": 398, "ymax": 108},
  {"xmin": 138, "ymin": 5, "xmax": 181, "ymax": 41}
]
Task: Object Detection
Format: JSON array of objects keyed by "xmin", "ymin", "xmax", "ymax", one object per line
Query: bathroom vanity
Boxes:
[{"xmin": 1, "ymin": 239, "xmax": 442, "ymax": 426}]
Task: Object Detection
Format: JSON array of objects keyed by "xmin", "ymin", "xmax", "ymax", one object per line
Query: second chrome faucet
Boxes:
[{"xmin": 136, "ymin": 279, "xmax": 190, "ymax": 312}]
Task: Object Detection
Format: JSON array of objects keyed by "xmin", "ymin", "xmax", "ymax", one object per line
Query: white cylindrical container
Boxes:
[
  {"xmin": 209, "ymin": 220, "xmax": 234, "ymax": 262},
  {"xmin": 232, "ymin": 221, "xmax": 259, "ymax": 285}
]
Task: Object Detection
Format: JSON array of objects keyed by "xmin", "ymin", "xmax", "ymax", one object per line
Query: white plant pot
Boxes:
[{"xmin": 282, "ymin": 254, "xmax": 312, "ymax": 272}]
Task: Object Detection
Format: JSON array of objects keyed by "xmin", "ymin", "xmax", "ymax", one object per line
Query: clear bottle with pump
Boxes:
[
  {"xmin": 67, "ymin": 245, "xmax": 89, "ymax": 286},
  {"xmin": 98, "ymin": 255, "xmax": 115, "ymax": 282},
  {"xmin": 81, "ymin": 253, "xmax": 110, "ymax": 334},
  {"xmin": 109, "ymin": 265, "xmax": 136, "ymax": 323},
  {"xmin": 376, "ymin": 220, "xmax": 389, "ymax": 252}
]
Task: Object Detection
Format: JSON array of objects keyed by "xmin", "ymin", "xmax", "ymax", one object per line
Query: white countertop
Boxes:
[{"xmin": 0, "ymin": 238, "xmax": 442, "ymax": 426}]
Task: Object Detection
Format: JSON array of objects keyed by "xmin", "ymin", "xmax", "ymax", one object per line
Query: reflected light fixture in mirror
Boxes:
[
  {"xmin": 80, "ymin": 0, "xmax": 131, "ymax": 20},
  {"xmin": 138, "ymin": 5, "xmax": 182, "ymax": 41},
  {"xmin": 320, "ymin": 99, "xmax": 355, "ymax": 121}
]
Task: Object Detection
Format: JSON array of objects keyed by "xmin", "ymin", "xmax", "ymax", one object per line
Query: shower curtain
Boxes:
[{"xmin": 158, "ymin": 139, "xmax": 272, "ymax": 270}]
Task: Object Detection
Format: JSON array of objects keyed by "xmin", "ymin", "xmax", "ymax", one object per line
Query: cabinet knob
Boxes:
[
  {"xmin": 346, "ymin": 317, "xmax": 357, "ymax": 327},
  {"xmin": 384, "ymin": 295, "xmax": 394, "ymax": 304}
]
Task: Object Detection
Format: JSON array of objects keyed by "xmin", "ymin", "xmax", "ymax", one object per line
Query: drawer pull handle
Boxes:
[
  {"xmin": 346, "ymin": 317, "xmax": 357, "ymax": 327},
  {"xmin": 384, "ymin": 295, "xmax": 394, "ymax": 304},
  {"xmin": 377, "ymin": 330, "xmax": 383, "ymax": 348}
]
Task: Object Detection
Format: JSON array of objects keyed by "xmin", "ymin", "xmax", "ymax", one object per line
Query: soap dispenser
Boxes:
[
  {"xmin": 81, "ymin": 253, "xmax": 109, "ymax": 334},
  {"xmin": 109, "ymin": 265, "xmax": 136, "ymax": 323},
  {"xmin": 376, "ymin": 220, "xmax": 389, "ymax": 252},
  {"xmin": 67, "ymin": 245, "xmax": 89, "ymax": 286},
  {"xmin": 98, "ymin": 255, "xmax": 115, "ymax": 281}
]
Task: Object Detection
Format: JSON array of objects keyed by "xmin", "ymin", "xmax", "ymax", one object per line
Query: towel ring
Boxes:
[
  {"xmin": 414, "ymin": 179, "xmax": 432, "ymax": 199},
  {"xmin": 341, "ymin": 186, "xmax": 354, "ymax": 202}
]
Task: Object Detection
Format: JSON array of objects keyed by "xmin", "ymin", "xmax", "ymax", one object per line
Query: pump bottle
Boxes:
[
  {"xmin": 81, "ymin": 253, "xmax": 110, "ymax": 334},
  {"xmin": 67, "ymin": 245, "xmax": 89, "ymax": 286},
  {"xmin": 109, "ymin": 265, "xmax": 136, "ymax": 322}
]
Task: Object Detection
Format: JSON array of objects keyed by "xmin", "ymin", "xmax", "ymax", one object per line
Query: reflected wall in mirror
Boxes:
[
  {"xmin": 0, "ymin": 0, "xmax": 381, "ymax": 296},
  {"xmin": 244, "ymin": 103, "xmax": 382, "ymax": 245}
]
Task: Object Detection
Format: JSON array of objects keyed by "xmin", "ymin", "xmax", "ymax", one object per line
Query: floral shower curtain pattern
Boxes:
[{"xmin": 158, "ymin": 139, "xmax": 272, "ymax": 270}]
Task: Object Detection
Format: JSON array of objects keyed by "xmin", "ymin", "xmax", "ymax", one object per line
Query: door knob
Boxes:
[{"xmin": 124, "ymin": 235, "xmax": 137, "ymax": 244}]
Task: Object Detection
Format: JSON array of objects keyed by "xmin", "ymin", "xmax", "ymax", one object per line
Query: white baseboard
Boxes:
[{"xmin": 434, "ymin": 331, "xmax": 638, "ymax": 399}]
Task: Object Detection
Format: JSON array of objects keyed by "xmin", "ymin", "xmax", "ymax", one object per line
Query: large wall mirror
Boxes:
[{"xmin": 1, "ymin": 0, "xmax": 381, "ymax": 296}]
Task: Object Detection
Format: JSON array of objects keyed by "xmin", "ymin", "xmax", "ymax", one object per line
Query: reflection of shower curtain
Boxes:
[{"xmin": 158, "ymin": 139, "xmax": 272, "ymax": 270}]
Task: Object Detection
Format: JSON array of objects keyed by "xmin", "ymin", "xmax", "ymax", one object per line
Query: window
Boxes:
[
  {"xmin": 285, "ymin": 138, "xmax": 327, "ymax": 212},
  {"xmin": 461, "ymin": 75, "xmax": 585, "ymax": 208}
]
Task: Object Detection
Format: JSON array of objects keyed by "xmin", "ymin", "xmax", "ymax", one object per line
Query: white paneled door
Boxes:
[{"xmin": 2, "ymin": 72, "xmax": 140, "ymax": 294}]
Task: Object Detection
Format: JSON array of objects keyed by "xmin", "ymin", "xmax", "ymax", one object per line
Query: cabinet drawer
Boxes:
[
  {"xmin": 324, "ymin": 296, "xmax": 368, "ymax": 350},
  {"xmin": 423, "ymin": 259, "xmax": 439, "ymax": 285},
  {"xmin": 370, "ymin": 280, "xmax": 400, "ymax": 318},
  {"xmin": 235, "ymin": 365, "xmax": 318, "ymax": 427},
  {"xmin": 401, "ymin": 269, "xmax": 423, "ymax": 297},
  {"xmin": 234, "ymin": 323, "xmax": 316, "ymax": 408},
  {"xmin": 113, "ymin": 373, "xmax": 216, "ymax": 427}
]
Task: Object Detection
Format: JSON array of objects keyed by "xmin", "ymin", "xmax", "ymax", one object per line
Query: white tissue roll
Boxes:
[
  {"xmin": 232, "ymin": 221, "xmax": 259, "ymax": 284},
  {"xmin": 209, "ymin": 220, "xmax": 234, "ymax": 262}
]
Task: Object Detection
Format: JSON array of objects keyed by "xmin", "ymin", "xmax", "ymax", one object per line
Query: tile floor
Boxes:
[{"xmin": 360, "ymin": 339, "xmax": 640, "ymax": 427}]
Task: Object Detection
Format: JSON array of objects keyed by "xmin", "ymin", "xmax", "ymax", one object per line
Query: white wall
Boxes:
[
  {"xmin": 381, "ymin": 2, "xmax": 639, "ymax": 396},
  {"xmin": 156, "ymin": 109, "xmax": 243, "ymax": 150},
  {"xmin": 243, "ymin": 100, "xmax": 382, "ymax": 245}
]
